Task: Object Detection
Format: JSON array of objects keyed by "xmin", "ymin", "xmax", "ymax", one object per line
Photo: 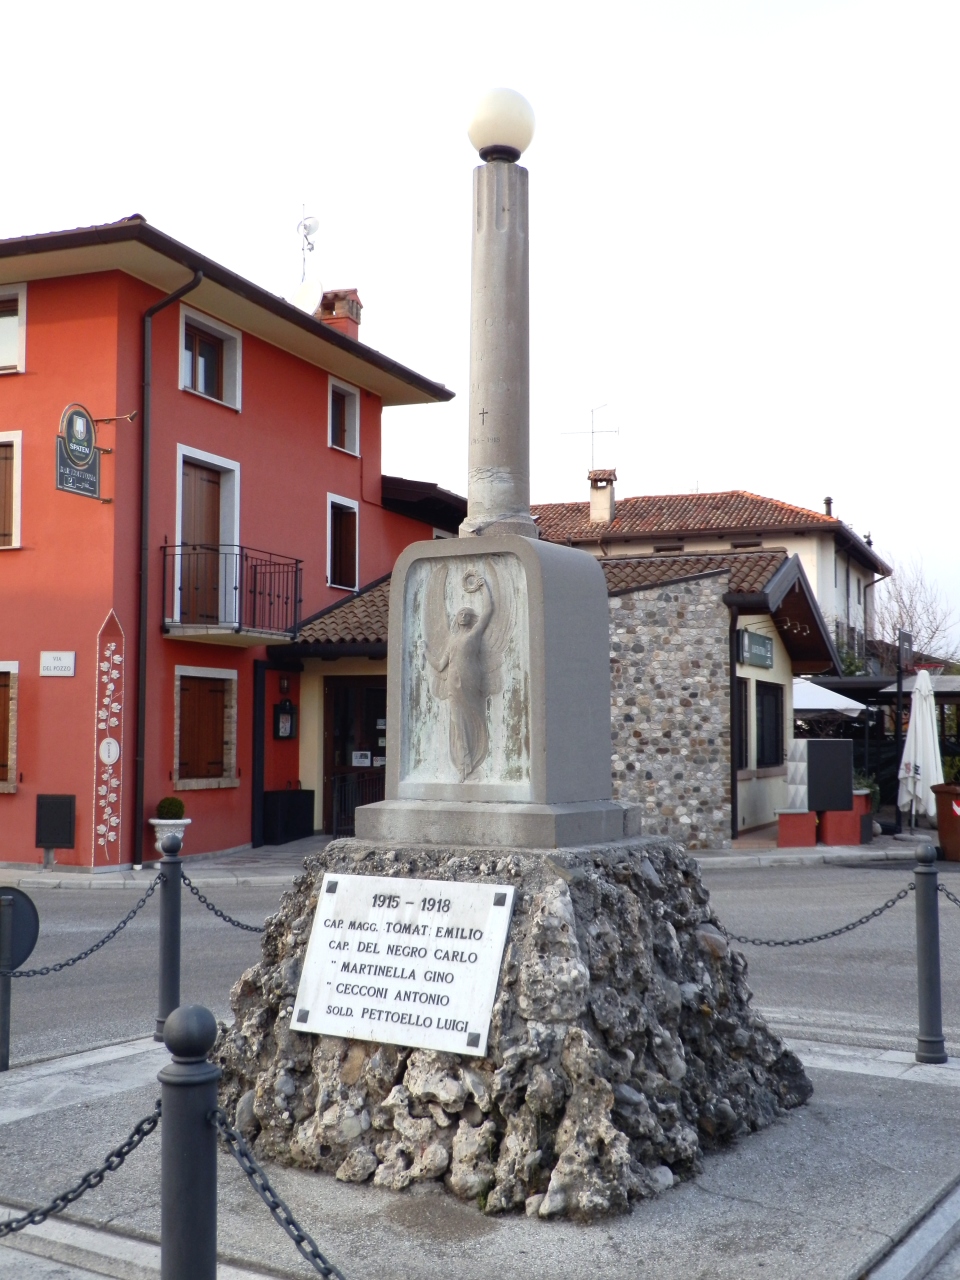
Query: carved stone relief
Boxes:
[{"xmin": 400, "ymin": 553, "xmax": 530, "ymax": 797}]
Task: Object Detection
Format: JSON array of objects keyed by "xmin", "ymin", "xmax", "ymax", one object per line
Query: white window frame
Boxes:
[
  {"xmin": 174, "ymin": 445, "xmax": 241, "ymax": 625},
  {"xmin": 179, "ymin": 304, "xmax": 242, "ymax": 410},
  {"xmin": 0, "ymin": 660, "xmax": 18, "ymax": 794},
  {"xmin": 173, "ymin": 664, "xmax": 239, "ymax": 791},
  {"xmin": 328, "ymin": 377, "xmax": 360, "ymax": 455},
  {"xmin": 327, "ymin": 492, "xmax": 359, "ymax": 591},
  {"xmin": 0, "ymin": 283, "xmax": 27, "ymax": 374},
  {"xmin": 0, "ymin": 431, "xmax": 23, "ymax": 549}
]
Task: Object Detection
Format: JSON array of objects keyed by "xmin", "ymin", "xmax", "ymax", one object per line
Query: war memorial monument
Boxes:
[{"xmin": 217, "ymin": 90, "xmax": 811, "ymax": 1219}]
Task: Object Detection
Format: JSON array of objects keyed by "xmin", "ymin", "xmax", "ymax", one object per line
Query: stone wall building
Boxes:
[{"xmin": 606, "ymin": 571, "xmax": 732, "ymax": 849}]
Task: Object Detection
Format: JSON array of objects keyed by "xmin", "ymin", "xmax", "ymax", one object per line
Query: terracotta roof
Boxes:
[
  {"xmin": 533, "ymin": 489, "xmax": 838, "ymax": 542},
  {"xmin": 297, "ymin": 576, "xmax": 390, "ymax": 645},
  {"xmin": 602, "ymin": 549, "xmax": 788, "ymax": 597}
]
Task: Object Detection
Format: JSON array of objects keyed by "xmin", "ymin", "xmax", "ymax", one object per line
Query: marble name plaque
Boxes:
[{"xmin": 293, "ymin": 873, "xmax": 515, "ymax": 1057}]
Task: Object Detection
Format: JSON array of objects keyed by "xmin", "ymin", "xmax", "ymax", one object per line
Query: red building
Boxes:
[{"xmin": 0, "ymin": 216, "xmax": 455, "ymax": 867}]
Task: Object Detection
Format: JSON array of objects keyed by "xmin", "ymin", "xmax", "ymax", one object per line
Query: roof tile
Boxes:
[
  {"xmin": 602, "ymin": 549, "xmax": 787, "ymax": 597},
  {"xmin": 533, "ymin": 489, "xmax": 836, "ymax": 543}
]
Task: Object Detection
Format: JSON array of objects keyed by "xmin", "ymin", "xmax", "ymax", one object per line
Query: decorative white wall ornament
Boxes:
[{"xmin": 93, "ymin": 612, "xmax": 124, "ymax": 863}]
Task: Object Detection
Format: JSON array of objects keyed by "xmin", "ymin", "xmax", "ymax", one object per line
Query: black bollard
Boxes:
[
  {"xmin": 915, "ymin": 844, "xmax": 947, "ymax": 1064},
  {"xmin": 0, "ymin": 896, "xmax": 11, "ymax": 1072},
  {"xmin": 155, "ymin": 835, "xmax": 183, "ymax": 1041},
  {"xmin": 158, "ymin": 1004, "xmax": 221, "ymax": 1280}
]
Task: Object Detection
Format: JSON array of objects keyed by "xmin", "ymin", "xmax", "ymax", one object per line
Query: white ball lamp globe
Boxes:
[{"xmin": 468, "ymin": 88, "xmax": 535, "ymax": 162}]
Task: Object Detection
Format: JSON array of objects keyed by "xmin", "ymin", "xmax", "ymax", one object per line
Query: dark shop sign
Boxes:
[
  {"xmin": 56, "ymin": 403, "xmax": 100, "ymax": 499},
  {"xmin": 737, "ymin": 629, "xmax": 774, "ymax": 669}
]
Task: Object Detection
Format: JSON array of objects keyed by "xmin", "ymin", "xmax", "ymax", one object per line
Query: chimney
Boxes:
[
  {"xmin": 824, "ymin": 496, "xmax": 833, "ymax": 517},
  {"xmin": 589, "ymin": 469, "xmax": 617, "ymax": 523},
  {"xmin": 315, "ymin": 289, "xmax": 362, "ymax": 341}
]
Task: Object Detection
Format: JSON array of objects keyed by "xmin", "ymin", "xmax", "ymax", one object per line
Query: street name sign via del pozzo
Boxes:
[{"xmin": 293, "ymin": 874, "xmax": 515, "ymax": 1058}]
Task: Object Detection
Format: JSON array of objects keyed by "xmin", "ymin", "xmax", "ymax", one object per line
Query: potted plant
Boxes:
[{"xmin": 148, "ymin": 797, "xmax": 191, "ymax": 855}]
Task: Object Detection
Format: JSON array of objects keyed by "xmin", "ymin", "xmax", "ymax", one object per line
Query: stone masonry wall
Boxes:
[{"xmin": 609, "ymin": 574, "xmax": 731, "ymax": 850}]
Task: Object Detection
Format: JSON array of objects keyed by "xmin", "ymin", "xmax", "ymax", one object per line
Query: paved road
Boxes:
[
  {"xmin": 702, "ymin": 858, "xmax": 960, "ymax": 1054},
  {"xmin": 10, "ymin": 857, "xmax": 958, "ymax": 1072},
  {"xmin": 6, "ymin": 884, "xmax": 287, "ymax": 1066}
]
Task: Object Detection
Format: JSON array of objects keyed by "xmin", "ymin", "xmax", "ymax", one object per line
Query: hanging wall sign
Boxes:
[
  {"xmin": 56, "ymin": 403, "xmax": 100, "ymax": 499},
  {"xmin": 92, "ymin": 612, "xmax": 125, "ymax": 864}
]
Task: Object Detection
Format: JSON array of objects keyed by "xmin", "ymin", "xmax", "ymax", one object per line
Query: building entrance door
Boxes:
[
  {"xmin": 323, "ymin": 676, "xmax": 386, "ymax": 834},
  {"xmin": 181, "ymin": 461, "xmax": 220, "ymax": 624}
]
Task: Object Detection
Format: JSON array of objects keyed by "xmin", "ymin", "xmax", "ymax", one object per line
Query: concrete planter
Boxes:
[{"xmin": 148, "ymin": 816, "xmax": 192, "ymax": 855}]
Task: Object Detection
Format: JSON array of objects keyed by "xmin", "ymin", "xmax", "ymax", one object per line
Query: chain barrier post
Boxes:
[
  {"xmin": 915, "ymin": 843, "xmax": 947, "ymax": 1064},
  {"xmin": 158, "ymin": 1004, "xmax": 220, "ymax": 1280},
  {"xmin": 0, "ymin": 896, "xmax": 12, "ymax": 1072},
  {"xmin": 155, "ymin": 835, "xmax": 183, "ymax": 1041}
]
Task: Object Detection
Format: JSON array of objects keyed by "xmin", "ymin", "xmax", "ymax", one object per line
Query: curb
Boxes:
[
  {"xmin": 859, "ymin": 1175, "xmax": 960, "ymax": 1280},
  {"xmin": 0, "ymin": 871, "xmax": 298, "ymax": 891},
  {"xmin": 694, "ymin": 848, "xmax": 915, "ymax": 872}
]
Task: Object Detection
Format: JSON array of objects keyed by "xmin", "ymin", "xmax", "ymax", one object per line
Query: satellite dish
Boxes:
[
  {"xmin": 291, "ymin": 277, "xmax": 324, "ymax": 315},
  {"xmin": 300, "ymin": 216, "xmax": 320, "ymax": 238}
]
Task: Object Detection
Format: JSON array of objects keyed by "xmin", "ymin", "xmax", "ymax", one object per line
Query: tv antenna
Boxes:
[
  {"xmin": 297, "ymin": 209, "xmax": 320, "ymax": 283},
  {"xmin": 562, "ymin": 403, "xmax": 618, "ymax": 470}
]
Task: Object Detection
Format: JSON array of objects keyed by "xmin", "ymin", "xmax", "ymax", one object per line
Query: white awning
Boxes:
[{"xmin": 792, "ymin": 679, "xmax": 866, "ymax": 718}]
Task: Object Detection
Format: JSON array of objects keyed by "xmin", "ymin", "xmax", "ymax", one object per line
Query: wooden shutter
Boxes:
[
  {"xmin": 179, "ymin": 676, "xmax": 226, "ymax": 779},
  {"xmin": 180, "ymin": 462, "xmax": 221, "ymax": 624},
  {"xmin": 0, "ymin": 444, "xmax": 13, "ymax": 547},
  {"xmin": 331, "ymin": 505, "xmax": 357, "ymax": 589},
  {"xmin": 0, "ymin": 674, "xmax": 9, "ymax": 781}
]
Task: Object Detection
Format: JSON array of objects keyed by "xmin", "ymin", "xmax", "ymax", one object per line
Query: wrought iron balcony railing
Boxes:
[{"xmin": 162, "ymin": 544, "xmax": 303, "ymax": 640}]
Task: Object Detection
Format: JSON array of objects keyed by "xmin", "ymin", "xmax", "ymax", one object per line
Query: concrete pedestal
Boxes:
[{"xmin": 357, "ymin": 534, "xmax": 615, "ymax": 850}]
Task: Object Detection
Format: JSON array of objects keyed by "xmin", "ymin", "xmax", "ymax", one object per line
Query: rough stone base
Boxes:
[{"xmin": 216, "ymin": 837, "xmax": 811, "ymax": 1221}]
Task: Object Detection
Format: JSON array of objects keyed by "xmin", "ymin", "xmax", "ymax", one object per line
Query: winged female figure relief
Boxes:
[{"xmin": 423, "ymin": 562, "xmax": 515, "ymax": 781}]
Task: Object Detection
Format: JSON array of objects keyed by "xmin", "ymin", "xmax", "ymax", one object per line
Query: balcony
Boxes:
[{"xmin": 162, "ymin": 544, "xmax": 302, "ymax": 646}]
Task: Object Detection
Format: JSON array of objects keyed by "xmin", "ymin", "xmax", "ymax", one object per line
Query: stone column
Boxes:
[{"xmin": 460, "ymin": 159, "xmax": 538, "ymax": 539}]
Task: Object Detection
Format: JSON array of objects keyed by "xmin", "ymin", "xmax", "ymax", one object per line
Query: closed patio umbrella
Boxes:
[{"xmin": 898, "ymin": 668, "xmax": 944, "ymax": 825}]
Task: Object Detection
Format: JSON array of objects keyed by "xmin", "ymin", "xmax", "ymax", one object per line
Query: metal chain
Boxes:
[
  {"xmin": 938, "ymin": 882, "xmax": 960, "ymax": 911},
  {"xmin": 181, "ymin": 874, "xmax": 264, "ymax": 933},
  {"xmin": 212, "ymin": 1109, "xmax": 345, "ymax": 1278},
  {"xmin": 0, "ymin": 1101, "xmax": 161, "ymax": 1238},
  {"xmin": 720, "ymin": 884, "xmax": 915, "ymax": 947},
  {"xmin": 4, "ymin": 875, "xmax": 162, "ymax": 977}
]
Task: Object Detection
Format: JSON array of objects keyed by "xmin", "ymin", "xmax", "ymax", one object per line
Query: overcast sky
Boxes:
[{"xmin": 4, "ymin": 0, "xmax": 958, "ymax": 627}]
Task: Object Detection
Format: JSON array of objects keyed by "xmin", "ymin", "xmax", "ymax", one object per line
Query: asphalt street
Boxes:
[
  {"xmin": 5, "ymin": 884, "xmax": 288, "ymax": 1067},
  {"xmin": 702, "ymin": 858, "xmax": 960, "ymax": 1054}
]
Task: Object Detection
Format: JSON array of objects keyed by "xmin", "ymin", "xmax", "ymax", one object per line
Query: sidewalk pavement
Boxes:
[
  {"xmin": 0, "ymin": 832, "xmax": 934, "ymax": 891},
  {"xmin": 5, "ymin": 1033, "xmax": 960, "ymax": 1279}
]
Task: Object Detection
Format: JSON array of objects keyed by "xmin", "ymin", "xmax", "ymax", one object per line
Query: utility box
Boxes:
[{"xmin": 36, "ymin": 795, "xmax": 76, "ymax": 849}]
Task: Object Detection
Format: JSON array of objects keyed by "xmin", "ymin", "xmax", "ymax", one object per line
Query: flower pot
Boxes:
[
  {"xmin": 148, "ymin": 817, "xmax": 192, "ymax": 856},
  {"xmin": 931, "ymin": 785, "xmax": 960, "ymax": 861}
]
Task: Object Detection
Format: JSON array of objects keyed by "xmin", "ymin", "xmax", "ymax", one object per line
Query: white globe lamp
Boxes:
[{"xmin": 467, "ymin": 88, "xmax": 535, "ymax": 162}]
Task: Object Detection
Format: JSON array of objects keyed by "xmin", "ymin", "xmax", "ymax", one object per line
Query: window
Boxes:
[
  {"xmin": 328, "ymin": 379, "xmax": 359, "ymax": 454},
  {"xmin": 329, "ymin": 496, "xmax": 358, "ymax": 590},
  {"xmin": 179, "ymin": 306, "xmax": 242, "ymax": 409},
  {"xmin": 183, "ymin": 325, "xmax": 222, "ymax": 400},
  {"xmin": 0, "ymin": 284, "xmax": 26, "ymax": 374},
  {"xmin": 736, "ymin": 678, "xmax": 749, "ymax": 770},
  {"xmin": 0, "ymin": 432, "xmax": 22, "ymax": 548},
  {"xmin": 0, "ymin": 662, "xmax": 18, "ymax": 793},
  {"xmin": 755, "ymin": 681, "xmax": 784, "ymax": 769},
  {"xmin": 857, "ymin": 577, "xmax": 862, "ymax": 605},
  {"xmin": 174, "ymin": 666, "xmax": 238, "ymax": 789}
]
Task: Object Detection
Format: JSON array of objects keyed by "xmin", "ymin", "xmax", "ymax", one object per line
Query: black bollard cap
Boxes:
[
  {"xmin": 917, "ymin": 843, "xmax": 937, "ymax": 865},
  {"xmin": 164, "ymin": 1004, "xmax": 218, "ymax": 1061},
  {"xmin": 160, "ymin": 833, "xmax": 182, "ymax": 856}
]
